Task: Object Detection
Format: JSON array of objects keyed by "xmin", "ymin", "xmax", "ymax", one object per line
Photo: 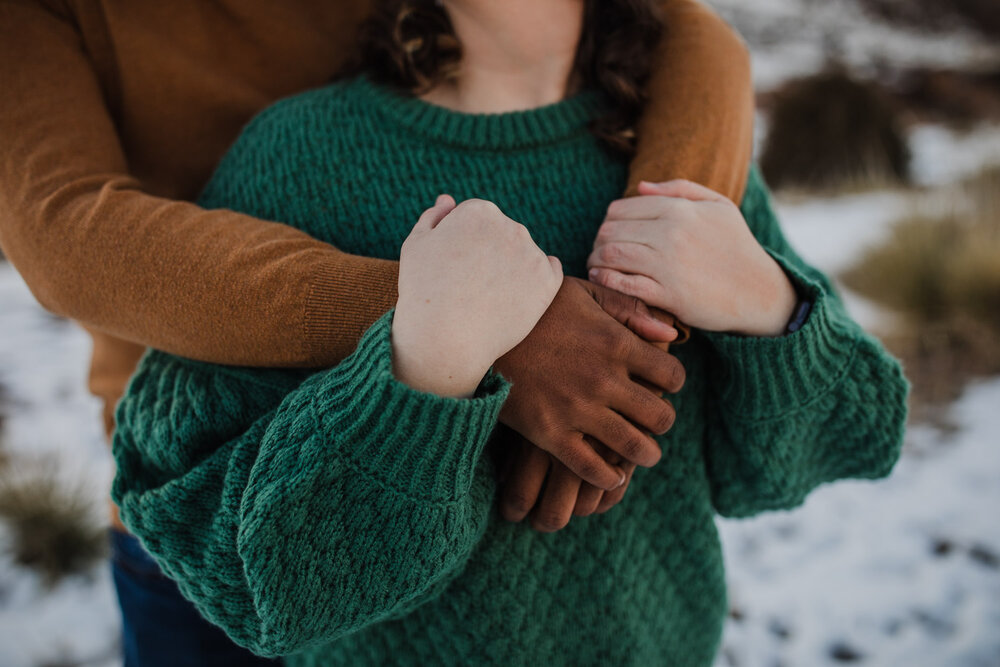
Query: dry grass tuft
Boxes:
[
  {"xmin": 0, "ymin": 380, "xmax": 9, "ymax": 428},
  {"xmin": 842, "ymin": 167, "xmax": 1000, "ymax": 411},
  {"xmin": 0, "ymin": 462, "xmax": 107, "ymax": 586},
  {"xmin": 761, "ymin": 69, "xmax": 910, "ymax": 193},
  {"xmin": 0, "ymin": 384, "xmax": 9, "ymax": 471},
  {"xmin": 890, "ymin": 68, "xmax": 1000, "ymax": 128}
]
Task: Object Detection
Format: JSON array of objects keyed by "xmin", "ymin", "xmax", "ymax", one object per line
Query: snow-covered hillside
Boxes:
[{"xmin": 1, "ymin": 1, "xmax": 998, "ymax": 665}]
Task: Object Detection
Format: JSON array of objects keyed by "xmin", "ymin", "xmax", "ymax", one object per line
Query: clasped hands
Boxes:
[{"xmin": 393, "ymin": 181, "xmax": 797, "ymax": 532}]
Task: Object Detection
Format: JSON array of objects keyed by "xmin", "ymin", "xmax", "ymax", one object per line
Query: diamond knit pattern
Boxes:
[{"xmin": 112, "ymin": 76, "xmax": 909, "ymax": 666}]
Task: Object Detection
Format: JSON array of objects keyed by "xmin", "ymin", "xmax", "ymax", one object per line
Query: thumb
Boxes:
[
  {"xmin": 637, "ymin": 179, "xmax": 728, "ymax": 203},
  {"xmin": 412, "ymin": 194, "xmax": 457, "ymax": 232}
]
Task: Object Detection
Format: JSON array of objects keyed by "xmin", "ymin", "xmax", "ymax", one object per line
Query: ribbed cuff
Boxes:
[
  {"xmin": 702, "ymin": 251, "xmax": 859, "ymax": 419},
  {"xmin": 302, "ymin": 254, "xmax": 400, "ymax": 366},
  {"xmin": 314, "ymin": 310, "xmax": 510, "ymax": 502}
]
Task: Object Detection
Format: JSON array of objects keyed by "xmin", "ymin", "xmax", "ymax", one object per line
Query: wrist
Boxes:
[
  {"xmin": 390, "ymin": 306, "xmax": 491, "ymax": 398},
  {"xmin": 734, "ymin": 262, "xmax": 798, "ymax": 337}
]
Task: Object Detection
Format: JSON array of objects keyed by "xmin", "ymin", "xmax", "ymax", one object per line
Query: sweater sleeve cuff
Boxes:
[
  {"xmin": 701, "ymin": 251, "xmax": 860, "ymax": 419},
  {"xmin": 313, "ymin": 310, "xmax": 510, "ymax": 502},
  {"xmin": 302, "ymin": 254, "xmax": 400, "ymax": 366}
]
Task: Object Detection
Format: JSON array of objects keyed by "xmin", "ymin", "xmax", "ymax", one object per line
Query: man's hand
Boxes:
[
  {"xmin": 498, "ymin": 434, "xmax": 638, "ymax": 531},
  {"xmin": 494, "ymin": 276, "xmax": 685, "ymax": 492}
]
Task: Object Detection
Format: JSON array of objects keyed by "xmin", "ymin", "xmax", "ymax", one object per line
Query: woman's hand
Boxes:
[
  {"xmin": 587, "ymin": 180, "xmax": 797, "ymax": 337},
  {"xmin": 392, "ymin": 195, "xmax": 563, "ymax": 398}
]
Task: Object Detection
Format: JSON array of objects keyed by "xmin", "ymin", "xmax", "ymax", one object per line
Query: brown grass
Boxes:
[
  {"xmin": 890, "ymin": 68, "xmax": 1000, "ymax": 128},
  {"xmin": 0, "ymin": 461, "xmax": 107, "ymax": 586},
  {"xmin": 760, "ymin": 69, "xmax": 910, "ymax": 193},
  {"xmin": 842, "ymin": 167, "xmax": 1000, "ymax": 413},
  {"xmin": 0, "ymin": 383, "xmax": 9, "ymax": 472}
]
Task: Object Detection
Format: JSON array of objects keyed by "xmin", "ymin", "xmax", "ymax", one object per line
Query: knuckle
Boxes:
[
  {"xmin": 597, "ymin": 326, "xmax": 631, "ymax": 359},
  {"xmin": 602, "ymin": 271, "xmax": 623, "ymax": 291},
  {"xmin": 596, "ymin": 492, "xmax": 622, "ymax": 513},
  {"xmin": 571, "ymin": 458, "xmax": 603, "ymax": 486},
  {"xmin": 600, "ymin": 417, "xmax": 645, "ymax": 462},
  {"xmin": 671, "ymin": 197, "xmax": 695, "ymax": 215},
  {"xmin": 504, "ymin": 491, "xmax": 535, "ymax": 516},
  {"xmin": 621, "ymin": 436, "xmax": 644, "ymax": 460},
  {"xmin": 599, "ymin": 413, "xmax": 626, "ymax": 442},
  {"xmin": 601, "ymin": 243, "xmax": 624, "ymax": 263},
  {"xmin": 619, "ymin": 438, "xmax": 642, "ymax": 461},
  {"xmin": 653, "ymin": 403, "xmax": 676, "ymax": 434},
  {"xmin": 621, "ymin": 273, "xmax": 643, "ymax": 295},
  {"xmin": 591, "ymin": 371, "xmax": 618, "ymax": 397},
  {"xmin": 534, "ymin": 509, "xmax": 570, "ymax": 532},
  {"xmin": 537, "ymin": 415, "xmax": 562, "ymax": 440},
  {"xmin": 460, "ymin": 198, "xmax": 497, "ymax": 218},
  {"xmin": 596, "ymin": 326, "xmax": 621, "ymax": 351},
  {"xmin": 669, "ymin": 359, "xmax": 687, "ymax": 391},
  {"xmin": 611, "ymin": 331, "xmax": 635, "ymax": 360},
  {"xmin": 639, "ymin": 280, "xmax": 661, "ymax": 305}
]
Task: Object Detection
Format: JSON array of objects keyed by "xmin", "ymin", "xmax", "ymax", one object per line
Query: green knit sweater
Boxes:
[{"xmin": 111, "ymin": 76, "xmax": 909, "ymax": 666}]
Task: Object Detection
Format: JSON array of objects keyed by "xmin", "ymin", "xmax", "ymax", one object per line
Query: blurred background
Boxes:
[{"xmin": 1, "ymin": 0, "xmax": 998, "ymax": 665}]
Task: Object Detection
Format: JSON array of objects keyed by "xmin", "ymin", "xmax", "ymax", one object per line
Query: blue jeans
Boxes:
[{"xmin": 110, "ymin": 529, "xmax": 279, "ymax": 667}]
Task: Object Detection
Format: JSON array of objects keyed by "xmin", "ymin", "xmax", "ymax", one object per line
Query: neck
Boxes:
[{"xmin": 423, "ymin": 0, "xmax": 584, "ymax": 113}]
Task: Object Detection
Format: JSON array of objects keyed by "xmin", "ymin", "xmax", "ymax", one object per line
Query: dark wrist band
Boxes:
[{"xmin": 785, "ymin": 297, "xmax": 812, "ymax": 334}]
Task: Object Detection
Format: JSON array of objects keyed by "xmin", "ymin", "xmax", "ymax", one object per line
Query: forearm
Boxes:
[
  {"xmin": 4, "ymin": 180, "xmax": 398, "ymax": 366},
  {"xmin": 631, "ymin": 0, "xmax": 754, "ymax": 202},
  {"xmin": 0, "ymin": 1, "xmax": 397, "ymax": 367},
  {"xmin": 113, "ymin": 312, "xmax": 506, "ymax": 655},
  {"xmin": 702, "ymin": 169, "xmax": 909, "ymax": 516}
]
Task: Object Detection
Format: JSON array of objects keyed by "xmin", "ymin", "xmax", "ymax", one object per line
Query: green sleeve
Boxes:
[
  {"xmin": 700, "ymin": 167, "xmax": 909, "ymax": 518},
  {"xmin": 111, "ymin": 311, "xmax": 509, "ymax": 657}
]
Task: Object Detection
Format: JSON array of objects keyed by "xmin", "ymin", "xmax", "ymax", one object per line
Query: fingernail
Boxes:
[
  {"xmin": 588, "ymin": 268, "xmax": 599, "ymax": 279},
  {"xmin": 616, "ymin": 471, "xmax": 626, "ymax": 488}
]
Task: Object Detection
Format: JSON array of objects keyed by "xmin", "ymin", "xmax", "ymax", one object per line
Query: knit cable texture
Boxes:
[{"xmin": 112, "ymin": 76, "xmax": 909, "ymax": 666}]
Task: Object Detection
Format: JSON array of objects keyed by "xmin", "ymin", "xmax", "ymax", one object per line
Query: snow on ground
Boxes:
[
  {"xmin": 2, "ymin": 165, "xmax": 999, "ymax": 665},
  {"xmin": 714, "ymin": 377, "xmax": 1000, "ymax": 667},
  {"xmin": 777, "ymin": 189, "xmax": 911, "ymax": 333},
  {"xmin": 0, "ymin": 545, "xmax": 119, "ymax": 667},
  {"xmin": 0, "ymin": 262, "xmax": 119, "ymax": 666},
  {"xmin": 706, "ymin": 0, "xmax": 1000, "ymax": 92},
  {"xmin": 910, "ymin": 124, "xmax": 1000, "ymax": 186},
  {"xmin": 704, "ymin": 129, "xmax": 1000, "ymax": 664},
  {"xmin": 1, "ymin": 2, "xmax": 998, "ymax": 665}
]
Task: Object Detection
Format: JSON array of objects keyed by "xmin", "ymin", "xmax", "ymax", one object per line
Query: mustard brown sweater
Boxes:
[
  {"xmin": 112, "ymin": 76, "xmax": 908, "ymax": 666},
  {"xmin": 0, "ymin": 0, "xmax": 753, "ymax": 444}
]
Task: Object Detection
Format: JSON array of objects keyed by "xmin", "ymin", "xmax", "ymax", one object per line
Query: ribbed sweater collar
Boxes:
[{"xmin": 353, "ymin": 75, "xmax": 606, "ymax": 151}]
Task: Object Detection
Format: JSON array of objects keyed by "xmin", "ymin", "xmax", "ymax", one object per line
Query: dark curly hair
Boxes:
[{"xmin": 352, "ymin": 0, "xmax": 665, "ymax": 156}]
